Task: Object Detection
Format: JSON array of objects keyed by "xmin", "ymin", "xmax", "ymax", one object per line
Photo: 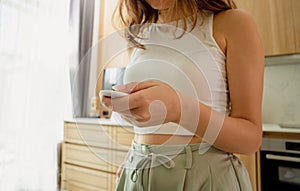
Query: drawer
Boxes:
[
  {"xmin": 64, "ymin": 122, "xmax": 134, "ymax": 149},
  {"xmin": 62, "ymin": 180, "xmax": 107, "ymax": 191},
  {"xmin": 64, "ymin": 123, "xmax": 113, "ymax": 148},
  {"xmin": 116, "ymin": 127, "xmax": 135, "ymax": 147},
  {"xmin": 61, "ymin": 164, "xmax": 116, "ymax": 191},
  {"xmin": 62, "ymin": 143, "xmax": 128, "ymax": 173}
]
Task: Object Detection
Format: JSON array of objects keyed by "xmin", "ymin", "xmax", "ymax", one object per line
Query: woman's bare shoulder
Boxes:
[
  {"xmin": 213, "ymin": 9, "xmax": 261, "ymax": 55},
  {"xmin": 214, "ymin": 9, "xmax": 258, "ymax": 38}
]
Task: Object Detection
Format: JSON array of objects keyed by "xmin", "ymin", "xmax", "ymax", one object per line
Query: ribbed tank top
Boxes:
[{"xmin": 123, "ymin": 11, "xmax": 229, "ymax": 135}]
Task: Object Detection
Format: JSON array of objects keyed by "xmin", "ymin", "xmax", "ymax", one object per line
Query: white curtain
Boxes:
[{"xmin": 0, "ymin": 0, "xmax": 72, "ymax": 190}]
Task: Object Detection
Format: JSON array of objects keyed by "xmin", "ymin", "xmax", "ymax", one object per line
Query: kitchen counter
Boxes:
[
  {"xmin": 64, "ymin": 118, "xmax": 300, "ymax": 134},
  {"xmin": 64, "ymin": 117, "xmax": 132, "ymax": 127},
  {"xmin": 262, "ymin": 123, "xmax": 300, "ymax": 134},
  {"xmin": 262, "ymin": 123, "xmax": 300, "ymax": 140},
  {"xmin": 65, "ymin": 112, "xmax": 133, "ymax": 127}
]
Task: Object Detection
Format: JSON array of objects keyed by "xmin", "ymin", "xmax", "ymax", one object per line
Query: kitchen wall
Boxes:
[{"xmin": 262, "ymin": 56, "xmax": 300, "ymax": 125}]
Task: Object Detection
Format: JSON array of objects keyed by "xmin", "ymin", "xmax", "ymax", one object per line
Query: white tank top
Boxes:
[{"xmin": 123, "ymin": 11, "xmax": 229, "ymax": 136}]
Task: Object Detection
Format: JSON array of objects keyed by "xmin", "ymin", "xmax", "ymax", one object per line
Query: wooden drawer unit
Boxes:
[
  {"xmin": 62, "ymin": 143, "xmax": 128, "ymax": 173},
  {"xmin": 64, "ymin": 122, "xmax": 133, "ymax": 150},
  {"xmin": 61, "ymin": 164, "xmax": 116, "ymax": 191},
  {"xmin": 61, "ymin": 121, "xmax": 133, "ymax": 191},
  {"xmin": 115, "ymin": 126, "xmax": 135, "ymax": 147}
]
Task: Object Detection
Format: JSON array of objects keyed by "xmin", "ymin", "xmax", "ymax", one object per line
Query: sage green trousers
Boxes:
[{"xmin": 115, "ymin": 142, "xmax": 252, "ymax": 191}]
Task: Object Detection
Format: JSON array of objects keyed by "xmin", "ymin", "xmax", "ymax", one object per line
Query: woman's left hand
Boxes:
[{"xmin": 100, "ymin": 80, "xmax": 181, "ymax": 127}]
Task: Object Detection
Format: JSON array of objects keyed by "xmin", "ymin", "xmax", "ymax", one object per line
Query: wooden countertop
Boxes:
[
  {"xmin": 262, "ymin": 123, "xmax": 300, "ymax": 134},
  {"xmin": 64, "ymin": 113, "xmax": 132, "ymax": 127},
  {"xmin": 65, "ymin": 118, "xmax": 300, "ymax": 135},
  {"xmin": 262, "ymin": 123, "xmax": 300, "ymax": 140}
]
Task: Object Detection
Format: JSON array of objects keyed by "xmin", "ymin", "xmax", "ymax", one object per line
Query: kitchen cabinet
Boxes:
[
  {"xmin": 236, "ymin": 0, "xmax": 300, "ymax": 56},
  {"xmin": 97, "ymin": 0, "xmax": 300, "ymax": 65},
  {"xmin": 60, "ymin": 121, "xmax": 134, "ymax": 191},
  {"xmin": 292, "ymin": 0, "xmax": 300, "ymax": 52}
]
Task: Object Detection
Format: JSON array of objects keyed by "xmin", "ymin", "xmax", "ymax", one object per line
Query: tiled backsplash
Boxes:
[{"xmin": 262, "ymin": 61, "xmax": 300, "ymax": 125}]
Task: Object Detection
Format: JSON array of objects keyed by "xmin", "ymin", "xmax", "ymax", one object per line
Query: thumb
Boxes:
[
  {"xmin": 112, "ymin": 82, "xmax": 139, "ymax": 93},
  {"xmin": 113, "ymin": 80, "xmax": 158, "ymax": 93}
]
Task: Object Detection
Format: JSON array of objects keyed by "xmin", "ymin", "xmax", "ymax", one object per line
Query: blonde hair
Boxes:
[{"xmin": 113, "ymin": 0, "xmax": 237, "ymax": 49}]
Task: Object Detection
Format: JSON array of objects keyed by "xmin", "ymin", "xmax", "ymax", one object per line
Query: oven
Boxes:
[{"xmin": 260, "ymin": 138, "xmax": 300, "ymax": 191}]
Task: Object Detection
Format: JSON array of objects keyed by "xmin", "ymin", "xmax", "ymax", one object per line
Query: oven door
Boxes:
[{"xmin": 260, "ymin": 150, "xmax": 300, "ymax": 191}]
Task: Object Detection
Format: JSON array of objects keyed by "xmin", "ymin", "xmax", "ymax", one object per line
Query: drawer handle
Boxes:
[{"xmin": 266, "ymin": 154, "xmax": 300, "ymax": 163}]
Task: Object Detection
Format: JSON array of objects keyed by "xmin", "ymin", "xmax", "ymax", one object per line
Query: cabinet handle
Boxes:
[{"xmin": 266, "ymin": 154, "xmax": 300, "ymax": 163}]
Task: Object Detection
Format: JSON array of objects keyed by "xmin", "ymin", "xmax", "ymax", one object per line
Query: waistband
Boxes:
[
  {"xmin": 126, "ymin": 141, "xmax": 218, "ymax": 191},
  {"xmin": 131, "ymin": 141, "xmax": 214, "ymax": 156}
]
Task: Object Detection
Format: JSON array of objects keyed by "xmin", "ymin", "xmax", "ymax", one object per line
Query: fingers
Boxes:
[
  {"xmin": 105, "ymin": 90, "xmax": 147, "ymax": 113},
  {"xmin": 100, "ymin": 92, "xmax": 139, "ymax": 112},
  {"xmin": 119, "ymin": 100, "xmax": 167, "ymax": 127},
  {"xmin": 100, "ymin": 80, "xmax": 174, "ymax": 127},
  {"xmin": 112, "ymin": 82, "xmax": 138, "ymax": 93},
  {"xmin": 99, "ymin": 95, "xmax": 112, "ymax": 108},
  {"xmin": 130, "ymin": 80, "xmax": 159, "ymax": 92},
  {"xmin": 105, "ymin": 97, "xmax": 153, "ymax": 126},
  {"xmin": 102, "ymin": 80, "xmax": 161, "ymax": 110},
  {"xmin": 113, "ymin": 80, "xmax": 159, "ymax": 93}
]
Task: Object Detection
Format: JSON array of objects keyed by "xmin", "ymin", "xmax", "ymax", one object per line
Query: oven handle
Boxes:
[{"xmin": 266, "ymin": 154, "xmax": 300, "ymax": 163}]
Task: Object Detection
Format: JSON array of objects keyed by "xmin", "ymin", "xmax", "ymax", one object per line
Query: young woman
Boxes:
[{"xmin": 101, "ymin": 0, "xmax": 264, "ymax": 190}]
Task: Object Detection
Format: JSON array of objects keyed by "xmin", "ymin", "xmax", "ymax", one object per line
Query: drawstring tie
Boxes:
[{"xmin": 130, "ymin": 152, "xmax": 175, "ymax": 191}]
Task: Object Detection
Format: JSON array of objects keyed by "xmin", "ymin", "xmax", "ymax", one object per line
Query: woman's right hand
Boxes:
[{"xmin": 101, "ymin": 80, "xmax": 182, "ymax": 127}]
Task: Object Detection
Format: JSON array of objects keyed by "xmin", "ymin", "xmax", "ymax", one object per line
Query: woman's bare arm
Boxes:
[{"xmin": 195, "ymin": 9, "xmax": 264, "ymax": 154}]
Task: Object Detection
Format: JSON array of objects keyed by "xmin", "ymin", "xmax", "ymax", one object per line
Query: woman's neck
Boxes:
[{"xmin": 157, "ymin": 9, "xmax": 178, "ymax": 23}]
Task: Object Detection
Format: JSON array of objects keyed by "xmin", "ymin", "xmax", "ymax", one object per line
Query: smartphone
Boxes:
[{"xmin": 99, "ymin": 90, "xmax": 128, "ymax": 98}]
